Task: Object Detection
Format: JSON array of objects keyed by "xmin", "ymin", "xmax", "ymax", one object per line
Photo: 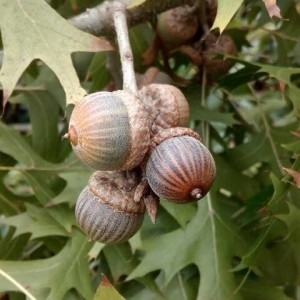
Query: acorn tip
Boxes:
[
  {"xmin": 62, "ymin": 132, "xmax": 69, "ymax": 140},
  {"xmin": 191, "ymin": 188, "xmax": 202, "ymax": 200}
]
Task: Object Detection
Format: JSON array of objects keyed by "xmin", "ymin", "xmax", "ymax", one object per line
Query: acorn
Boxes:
[
  {"xmin": 75, "ymin": 170, "xmax": 146, "ymax": 244},
  {"xmin": 202, "ymin": 33, "xmax": 237, "ymax": 76},
  {"xmin": 156, "ymin": 5, "xmax": 199, "ymax": 51},
  {"xmin": 145, "ymin": 127, "xmax": 216, "ymax": 203},
  {"xmin": 64, "ymin": 90, "xmax": 152, "ymax": 171}
]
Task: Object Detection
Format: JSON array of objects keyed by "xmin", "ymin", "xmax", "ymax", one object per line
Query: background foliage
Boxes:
[{"xmin": 1, "ymin": 0, "xmax": 300, "ymax": 299}]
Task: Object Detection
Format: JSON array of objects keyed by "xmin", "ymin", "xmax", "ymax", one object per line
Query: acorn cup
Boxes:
[{"xmin": 139, "ymin": 83, "xmax": 190, "ymax": 132}]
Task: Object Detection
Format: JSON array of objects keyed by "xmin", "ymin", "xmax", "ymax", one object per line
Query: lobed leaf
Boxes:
[
  {"xmin": 129, "ymin": 194, "xmax": 246, "ymax": 300},
  {"xmin": 0, "ymin": 229, "xmax": 94, "ymax": 299},
  {"xmin": 0, "ymin": 203, "xmax": 73, "ymax": 239},
  {"xmin": 0, "ymin": 0, "xmax": 114, "ymax": 106}
]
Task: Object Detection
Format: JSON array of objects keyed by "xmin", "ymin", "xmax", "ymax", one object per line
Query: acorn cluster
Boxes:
[
  {"xmin": 65, "ymin": 2, "xmax": 221, "ymax": 244},
  {"xmin": 65, "ymin": 80, "xmax": 216, "ymax": 244},
  {"xmin": 143, "ymin": 1, "xmax": 237, "ymax": 83}
]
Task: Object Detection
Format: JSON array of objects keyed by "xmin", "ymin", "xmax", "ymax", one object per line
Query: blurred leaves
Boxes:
[{"xmin": 0, "ymin": 0, "xmax": 300, "ymax": 299}]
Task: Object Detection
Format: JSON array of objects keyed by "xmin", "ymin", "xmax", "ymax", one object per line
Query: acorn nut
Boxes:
[
  {"xmin": 75, "ymin": 170, "xmax": 146, "ymax": 244},
  {"xmin": 65, "ymin": 90, "xmax": 152, "ymax": 171},
  {"xmin": 146, "ymin": 127, "xmax": 216, "ymax": 203}
]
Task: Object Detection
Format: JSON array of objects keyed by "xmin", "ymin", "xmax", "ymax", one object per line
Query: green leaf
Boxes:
[
  {"xmin": 0, "ymin": 172, "xmax": 26, "ymax": 215},
  {"xmin": 226, "ymin": 122, "xmax": 297, "ymax": 178},
  {"xmin": 129, "ymin": 24, "xmax": 152, "ymax": 72},
  {"xmin": 211, "ymin": 0, "xmax": 244, "ymax": 33},
  {"xmin": 0, "ymin": 229, "xmax": 94, "ymax": 299},
  {"xmin": 213, "ymin": 155, "xmax": 259, "ymax": 198},
  {"xmin": 240, "ymin": 276, "xmax": 293, "ymax": 300},
  {"xmin": 227, "ymin": 58, "xmax": 300, "ymax": 111},
  {"xmin": 0, "ymin": 230, "xmax": 30, "ymax": 260},
  {"xmin": 0, "ymin": 203, "xmax": 75, "ymax": 239},
  {"xmin": 277, "ymin": 202, "xmax": 300, "ymax": 242},
  {"xmin": 191, "ymin": 106, "xmax": 239, "ymax": 126},
  {"xmin": 126, "ymin": 268, "xmax": 199, "ymax": 300},
  {"xmin": 0, "ymin": 121, "xmax": 54, "ymax": 168},
  {"xmin": 0, "ymin": 121, "xmax": 88, "ymax": 179},
  {"xmin": 87, "ymin": 52, "xmax": 112, "ymax": 93},
  {"xmin": 238, "ymin": 174, "xmax": 290, "ymax": 275},
  {"xmin": 11, "ymin": 91, "xmax": 60, "ymax": 162},
  {"xmin": 93, "ymin": 276, "xmax": 125, "ymax": 300},
  {"xmin": 187, "ymin": 87, "xmax": 239, "ymax": 126},
  {"xmin": 53, "ymin": 171, "xmax": 91, "ymax": 205},
  {"xmin": 128, "ymin": 195, "xmax": 246, "ymax": 300},
  {"xmin": 0, "ymin": 0, "xmax": 113, "ymax": 105},
  {"xmin": 89, "ymin": 242, "xmax": 106, "ymax": 260},
  {"xmin": 23, "ymin": 171, "xmax": 57, "ymax": 205},
  {"xmin": 103, "ymin": 243, "xmax": 138, "ymax": 282},
  {"xmin": 268, "ymin": 173, "xmax": 289, "ymax": 213},
  {"xmin": 160, "ymin": 201, "xmax": 197, "ymax": 228}
]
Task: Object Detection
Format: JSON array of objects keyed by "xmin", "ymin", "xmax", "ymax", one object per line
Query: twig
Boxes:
[
  {"xmin": 0, "ymin": 268, "xmax": 37, "ymax": 300},
  {"xmin": 112, "ymin": 2, "xmax": 138, "ymax": 95}
]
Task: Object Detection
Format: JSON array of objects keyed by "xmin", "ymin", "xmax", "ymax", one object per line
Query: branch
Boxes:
[
  {"xmin": 0, "ymin": 0, "xmax": 195, "ymax": 68},
  {"xmin": 69, "ymin": 0, "xmax": 195, "ymax": 36}
]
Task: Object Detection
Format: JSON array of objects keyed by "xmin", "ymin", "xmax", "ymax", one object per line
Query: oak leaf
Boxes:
[{"xmin": 0, "ymin": 0, "xmax": 114, "ymax": 106}]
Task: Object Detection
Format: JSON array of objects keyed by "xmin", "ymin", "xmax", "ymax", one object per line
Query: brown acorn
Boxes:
[
  {"xmin": 202, "ymin": 33, "xmax": 237, "ymax": 76},
  {"xmin": 75, "ymin": 170, "xmax": 146, "ymax": 244},
  {"xmin": 145, "ymin": 127, "xmax": 216, "ymax": 203},
  {"xmin": 156, "ymin": 5, "xmax": 199, "ymax": 51}
]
